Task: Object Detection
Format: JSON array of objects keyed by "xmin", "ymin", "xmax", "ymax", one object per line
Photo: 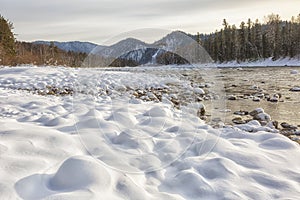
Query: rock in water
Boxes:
[
  {"xmin": 232, "ymin": 117, "xmax": 246, "ymax": 124},
  {"xmin": 249, "ymin": 108, "xmax": 271, "ymax": 125},
  {"xmin": 249, "ymin": 108, "xmax": 264, "ymax": 117},
  {"xmin": 233, "ymin": 110, "xmax": 249, "ymax": 116},
  {"xmin": 228, "ymin": 95, "xmax": 237, "ymax": 100},
  {"xmin": 290, "ymin": 87, "xmax": 300, "ymax": 92},
  {"xmin": 281, "ymin": 122, "xmax": 298, "ymax": 130},
  {"xmin": 291, "ymin": 70, "xmax": 298, "ymax": 74},
  {"xmin": 253, "ymin": 97, "xmax": 261, "ymax": 102}
]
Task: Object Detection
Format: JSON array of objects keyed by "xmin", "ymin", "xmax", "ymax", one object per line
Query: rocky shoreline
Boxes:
[
  {"xmin": 3, "ymin": 66, "xmax": 299, "ymax": 145},
  {"xmin": 231, "ymin": 108, "xmax": 300, "ymax": 144}
]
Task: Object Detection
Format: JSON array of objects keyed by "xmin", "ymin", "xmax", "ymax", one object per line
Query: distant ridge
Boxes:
[
  {"xmin": 91, "ymin": 31, "xmax": 199, "ymax": 67},
  {"xmin": 34, "ymin": 31, "xmax": 206, "ymax": 67},
  {"xmin": 33, "ymin": 41, "xmax": 101, "ymax": 54}
]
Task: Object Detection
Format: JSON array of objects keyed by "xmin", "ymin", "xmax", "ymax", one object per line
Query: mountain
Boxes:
[
  {"xmin": 106, "ymin": 31, "xmax": 209, "ymax": 66},
  {"xmin": 153, "ymin": 31, "xmax": 191, "ymax": 51},
  {"xmin": 34, "ymin": 31, "xmax": 205, "ymax": 67},
  {"xmin": 95, "ymin": 38, "xmax": 150, "ymax": 58},
  {"xmin": 106, "ymin": 35, "xmax": 189, "ymax": 67},
  {"xmin": 87, "ymin": 38, "xmax": 151, "ymax": 67},
  {"xmin": 33, "ymin": 41, "xmax": 100, "ymax": 54}
]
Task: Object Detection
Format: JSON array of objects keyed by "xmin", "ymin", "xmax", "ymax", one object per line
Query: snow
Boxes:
[
  {"xmin": 216, "ymin": 57, "xmax": 300, "ymax": 67},
  {"xmin": 193, "ymin": 88, "xmax": 205, "ymax": 95},
  {"xmin": 0, "ymin": 65, "xmax": 300, "ymax": 199}
]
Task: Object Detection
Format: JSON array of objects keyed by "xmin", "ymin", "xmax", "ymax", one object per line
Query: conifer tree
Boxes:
[{"xmin": 0, "ymin": 15, "xmax": 16, "ymax": 64}]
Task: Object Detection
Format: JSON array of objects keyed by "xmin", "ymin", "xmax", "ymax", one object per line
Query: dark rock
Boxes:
[
  {"xmin": 197, "ymin": 107, "xmax": 206, "ymax": 117},
  {"xmin": 258, "ymin": 121, "xmax": 268, "ymax": 126},
  {"xmin": 200, "ymin": 116, "xmax": 207, "ymax": 120},
  {"xmin": 249, "ymin": 108, "xmax": 264, "ymax": 117},
  {"xmin": 280, "ymin": 122, "xmax": 298, "ymax": 130},
  {"xmin": 228, "ymin": 95, "xmax": 237, "ymax": 100},
  {"xmin": 272, "ymin": 121, "xmax": 279, "ymax": 129},
  {"xmin": 269, "ymin": 97, "xmax": 279, "ymax": 102},
  {"xmin": 252, "ymin": 97, "xmax": 260, "ymax": 102},
  {"xmin": 255, "ymin": 93, "xmax": 264, "ymax": 98},
  {"xmin": 290, "ymin": 87, "xmax": 300, "ymax": 92},
  {"xmin": 232, "ymin": 117, "xmax": 246, "ymax": 124}
]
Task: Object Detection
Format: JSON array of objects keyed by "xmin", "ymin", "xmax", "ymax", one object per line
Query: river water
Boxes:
[{"xmin": 206, "ymin": 66, "xmax": 300, "ymax": 127}]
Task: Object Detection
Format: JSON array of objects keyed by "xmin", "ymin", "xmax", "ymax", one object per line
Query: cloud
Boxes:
[{"xmin": 0, "ymin": 0, "xmax": 299, "ymax": 43}]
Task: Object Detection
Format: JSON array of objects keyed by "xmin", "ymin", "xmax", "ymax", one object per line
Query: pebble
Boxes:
[
  {"xmin": 253, "ymin": 97, "xmax": 261, "ymax": 102},
  {"xmin": 197, "ymin": 107, "xmax": 206, "ymax": 117},
  {"xmin": 290, "ymin": 87, "xmax": 300, "ymax": 92},
  {"xmin": 232, "ymin": 117, "xmax": 246, "ymax": 124},
  {"xmin": 249, "ymin": 108, "xmax": 264, "ymax": 117},
  {"xmin": 228, "ymin": 95, "xmax": 237, "ymax": 100},
  {"xmin": 291, "ymin": 70, "xmax": 299, "ymax": 74},
  {"xmin": 281, "ymin": 122, "xmax": 298, "ymax": 130},
  {"xmin": 233, "ymin": 110, "xmax": 248, "ymax": 116},
  {"xmin": 269, "ymin": 97, "xmax": 279, "ymax": 102}
]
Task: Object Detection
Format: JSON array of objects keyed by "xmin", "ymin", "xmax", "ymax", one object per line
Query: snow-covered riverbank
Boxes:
[
  {"xmin": 216, "ymin": 57, "xmax": 300, "ymax": 67},
  {"xmin": 1, "ymin": 66, "xmax": 300, "ymax": 199}
]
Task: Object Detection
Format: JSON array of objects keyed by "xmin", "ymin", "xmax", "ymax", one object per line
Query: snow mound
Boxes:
[
  {"xmin": 48, "ymin": 156, "xmax": 111, "ymax": 191},
  {"xmin": 15, "ymin": 156, "xmax": 111, "ymax": 200}
]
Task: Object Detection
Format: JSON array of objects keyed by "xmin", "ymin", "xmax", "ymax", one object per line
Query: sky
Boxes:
[{"xmin": 1, "ymin": 0, "xmax": 300, "ymax": 44}]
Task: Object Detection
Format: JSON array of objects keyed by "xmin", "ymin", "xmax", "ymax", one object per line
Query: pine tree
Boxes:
[
  {"xmin": 231, "ymin": 25, "xmax": 238, "ymax": 60},
  {"xmin": 238, "ymin": 21, "xmax": 246, "ymax": 61},
  {"xmin": 253, "ymin": 19, "xmax": 263, "ymax": 59},
  {"xmin": 196, "ymin": 32, "xmax": 201, "ymax": 45},
  {"xmin": 0, "ymin": 15, "xmax": 16, "ymax": 64}
]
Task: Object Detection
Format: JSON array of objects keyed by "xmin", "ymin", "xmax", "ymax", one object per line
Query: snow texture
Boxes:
[{"xmin": 0, "ymin": 65, "xmax": 299, "ymax": 200}]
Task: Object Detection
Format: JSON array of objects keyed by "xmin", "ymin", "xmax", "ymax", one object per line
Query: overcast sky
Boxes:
[{"xmin": 1, "ymin": 0, "xmax": 300, "ymax": 44}]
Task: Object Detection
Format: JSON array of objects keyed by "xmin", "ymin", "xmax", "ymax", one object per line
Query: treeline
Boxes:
[
  {"xmin": 15, "ymin": 41, "xmax": 87, "ymax": 66},
  {"xmin": 200, "ymin": 14, "xmax": 300, "ymax": 62},
  {"xmin": 0, "ymin": 15, "xmax": 86, "ymax": 67}
]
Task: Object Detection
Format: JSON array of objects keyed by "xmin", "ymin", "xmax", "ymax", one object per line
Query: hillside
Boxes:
[{"xmin": 33, "ymin": 41, "xmax": 100, "ymax": 54}]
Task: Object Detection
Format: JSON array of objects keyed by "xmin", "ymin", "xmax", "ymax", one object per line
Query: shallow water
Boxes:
[
  {"xmin": 119, "ymin": 66, "xmax": 300, "ymax": 127},
  {"xmin": 207, "ymin": 67, "xmax": 300, "ymax": 126}
]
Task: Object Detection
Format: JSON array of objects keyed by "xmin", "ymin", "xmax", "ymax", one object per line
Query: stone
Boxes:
[
  {"xmin": 228, "ymin": 95, "xmax": 237, "ymax": 100},
  {"xmin": 253, "ymin": 97, "xmax": 261, "ymax": 102},
  {"xmin": 290, "ymin": 87, "xmax": 300, "ymax": 92},
  {"xmin": 281, "ymin": 122, "xmax": 298, "ymax": 130},
  {"xmin": 256, "ymin": 93, "xmax": 264, "ymax": 98},
  {"xmin": 233, "ymin": 110, "xmax": 249, "ymax": 116},
  {"xmin": 232, "ymin": 117, "xmax": 246, "ymax": 124},
  {"xmin": 291, "ymin": 70, "xmax": 299, "ymax": 74},
  {"xmin": 197, "ymin": 107, "xmax": 206, "ymax": 117},
  {"xmin": 249, "ymin": 108, "xmax": 264, "ymax": 117},
  {"xmin": 269, "ymin": 97, "xmax": 279, "ymax": 102},
  {"xmin": 253, "ymin": 112, "xmax": 271, "ymax": 122},
  {"xmin": 272, "ymin": 121, "xmax": 279, "ymax": 129}
]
